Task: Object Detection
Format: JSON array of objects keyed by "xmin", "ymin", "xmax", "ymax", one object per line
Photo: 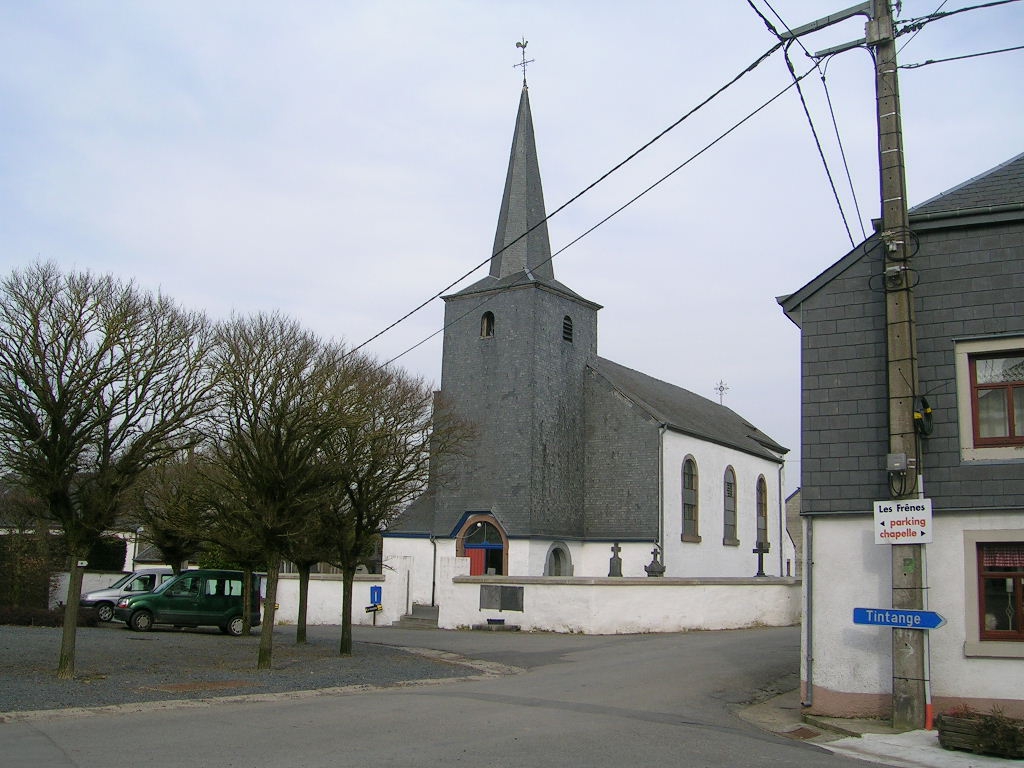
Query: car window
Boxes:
[
  {"xmin": 151, "ymin": 577, "xmax": 175, "ymax": 594},
  {"xmin": 128, "ymin": 574, "xmax": 155, "ymax": 592},
  {"xmin": 167, "ymin": 575, "xmax": 201, "ymax": 596},
  {"xmin": 204, "ymin": 578, "xmax": 243, "ymax": 596},
  {"xmin": 107, "ymin": 573, "xmax": 133, "ymax": 590}
]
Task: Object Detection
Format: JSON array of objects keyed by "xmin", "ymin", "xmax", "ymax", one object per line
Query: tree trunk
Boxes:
[
  {"xmin": 339, "ymin": 566, "xmax": 355, "ymax": 656},
  {"xmin": 58, "ymin": 557, "xmax": 85, "ymax": 679},
  {"xmin": 242, "ymin": 565, "xmax": 254, "ymax": 634},
  {"xmin": 296, "ymin": 563, "xmax": 310, "ymax": 644},
  {"xmin": 258, "ymin": 555, "xmax": 280, "ymax": 669}
]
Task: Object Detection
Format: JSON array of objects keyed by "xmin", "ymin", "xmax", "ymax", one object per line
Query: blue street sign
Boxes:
[
  {"xmin": 853, "ymin": 607, "xmax": 946, "ymax": 629},
  {"xmin": 370, "ymin": 585, "xmax": 382, "ymax": 605}
]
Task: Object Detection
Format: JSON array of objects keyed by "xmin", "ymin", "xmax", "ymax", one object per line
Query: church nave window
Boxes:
[
  {"xmin": 756, "ymin": 475, "xmax": 768, "ymax": 546},
  {"xmin": 480, "ymin": 311, "xmax": 495, "ymax": 338},
  {"xmin": 682, "ymin": 457, "xmax": 700, "ymax": 542},
  {"xmin": 723, "ymin": 467, "xmax": 739, "ymax": 546}
]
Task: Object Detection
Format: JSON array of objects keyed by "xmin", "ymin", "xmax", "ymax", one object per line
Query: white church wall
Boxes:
[
  {"xmin": 514, "ymin": 538, "xmax": 654, "ymax": 578},
  {"xmin": 575, "ymin": 541, "xmax": 654, "ymax": 577},
  {"xmin": 382, "ymin": 537, "xmax": 437, "ymax": 615},
  {"xmin": 660, "ymin": 430, "xmax": 791, "ymax": 578}
]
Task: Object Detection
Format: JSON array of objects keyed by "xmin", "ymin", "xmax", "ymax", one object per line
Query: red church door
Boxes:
[{"xmin": 467, "ymin": 548, "xmax": 487, "ymax": 576}]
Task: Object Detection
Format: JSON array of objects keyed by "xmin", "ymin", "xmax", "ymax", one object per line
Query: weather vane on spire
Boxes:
[{"xmin": 514, "ymin": 37, "xmax": 533, "ymax": 86}]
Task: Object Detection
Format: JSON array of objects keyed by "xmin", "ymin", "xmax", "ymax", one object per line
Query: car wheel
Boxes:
[
  {"xmin": 96, "ymin": 603, "xmax": 114, "ymax": 622},
  {"xmin": 225, "ymin": 616, "xmax": 245, "ymax": 636},
  {"xmin": 130, "ymin": 610, "xmax": 154, "ymax": 632}
]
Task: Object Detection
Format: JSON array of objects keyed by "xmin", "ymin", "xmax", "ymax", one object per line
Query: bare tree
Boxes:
[
  {"xmin": 124, "ymin": 451, "xmax": 210, "ymax": 574},
  {"xmin": 208, "ymin": 313, "xmax": 344, "ymax": 669},
  {"xmin": 0, "ymin": 263, "xmax": 215, "ymax": 677},
  {"xmin": 320, "ymin": 356, "xmax": 470, "ymax": 655}
]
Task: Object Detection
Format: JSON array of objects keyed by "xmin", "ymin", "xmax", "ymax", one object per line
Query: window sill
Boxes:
[
  {"xmin": 960, "ymin": 445, "xmax": 1024, "ymax": 462},
  {"xmin": 964, "ymin": 640, "xmax": 1024, "ymax": 659},
  {"xmin": 722, "ymin": 538, "xmax": 740, "ymax": 547},
  {"xmin": 681, "ymin": 534, "xmax": 702, "ymax": 544}
]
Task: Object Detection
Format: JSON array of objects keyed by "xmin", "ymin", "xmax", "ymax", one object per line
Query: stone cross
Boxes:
[
  {"xmin": 644, "ymin": 546, "xmax": 666, "ymax": 578},
  {"xmin": 753, "ymin": 540, "xmax": 771, "ymax": 577},
  {"xmin": 608, "ymin": 542, "xmax": 622, "ymax": 577}
]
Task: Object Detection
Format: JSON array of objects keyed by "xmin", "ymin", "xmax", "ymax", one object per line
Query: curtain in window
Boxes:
[{"xmin": 981, "ymin": 543, "xmax": 1024, "ymax": 569}]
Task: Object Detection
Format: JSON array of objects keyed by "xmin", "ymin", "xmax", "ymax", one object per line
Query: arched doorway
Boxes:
[{"xmin": 456, "ymin": 515, "xmax": 508, "ymax": 576}]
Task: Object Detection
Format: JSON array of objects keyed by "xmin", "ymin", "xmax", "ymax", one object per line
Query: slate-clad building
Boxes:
[
  {"xmin": 385, "ymin": 83, "xmax": 792, "ymax": 600},
  {"xmin": 779, "ymin": 152, "xmax": 1024, "ymax": 718}
]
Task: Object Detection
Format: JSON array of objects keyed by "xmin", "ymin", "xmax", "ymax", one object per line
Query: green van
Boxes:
[{"xmin": 113, "ymin": 569, "xmax": 262, "ymax": 636}]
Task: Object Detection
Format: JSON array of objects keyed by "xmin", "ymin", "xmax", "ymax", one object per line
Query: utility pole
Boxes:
[
  {"xmin": 869, "ymin": 0, "xmax": 926, "ymax": 732},
  {"xmin": 783, "ymin": 0, "xmax": 925, "ymax": 731}
]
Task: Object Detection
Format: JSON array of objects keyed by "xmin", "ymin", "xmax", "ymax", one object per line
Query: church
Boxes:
[{"xmin": 383, "ymin": 81, "xmax": 794, "ymax": 625}]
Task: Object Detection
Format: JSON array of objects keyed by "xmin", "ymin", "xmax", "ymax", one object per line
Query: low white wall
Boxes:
[
  {"xmin": 273, "ymin": 573, "xmax": 390, "ymax": 626},
  {"xmin": 52, "ymin": 571, "xmax": 127, "ymax": 609},
  {"xmin": 436, "ymin": 557, "xmax": 800, "ymax": 633}
]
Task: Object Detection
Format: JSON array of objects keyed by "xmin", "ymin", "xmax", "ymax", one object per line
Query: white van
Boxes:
[{"xmin": 80, "ymin": 568, "xmax": 175, "ymax": 622}]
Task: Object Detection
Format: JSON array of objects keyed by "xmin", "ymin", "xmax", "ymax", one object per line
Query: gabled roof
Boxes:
[
  {"xmin": 589, "ymin": 357, "xmax": 787, "ymax": 462},
  {"xmin": 778, "ymin": 151, "xmax": 1024, "ymax": 323},
  {"xmin": 912, "ymin": 152, "xmax": 1024, "ymax": 217}
]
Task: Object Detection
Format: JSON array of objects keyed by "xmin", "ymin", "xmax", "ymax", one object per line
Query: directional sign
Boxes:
[
  {"xmin": 874, "ymin": 498, "xmax": 933, "ymax": 544},
  {"xmin": 853, "ymin": 607, "xmax": 946, "ymax": 629}
]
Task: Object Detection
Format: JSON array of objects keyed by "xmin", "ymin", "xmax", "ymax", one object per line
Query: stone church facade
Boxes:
[{"xmin": 384, "ymin": 84, "xmax": 794, "ymax": 617}]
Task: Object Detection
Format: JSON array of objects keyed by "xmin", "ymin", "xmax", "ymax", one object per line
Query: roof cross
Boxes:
[{"xmin": 514, "ymin": 38, "xmax": 533, "ymax": 86}]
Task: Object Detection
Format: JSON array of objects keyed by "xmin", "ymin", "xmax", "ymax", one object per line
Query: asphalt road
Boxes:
[{"xmin": 1, "ymin": 624, "xmax": 881, "ymax": 768}]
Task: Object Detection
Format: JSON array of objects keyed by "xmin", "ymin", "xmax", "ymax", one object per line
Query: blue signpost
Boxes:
[{"xmin": 853, "ymin": 607, "xmax": 945, "ymax": 629}]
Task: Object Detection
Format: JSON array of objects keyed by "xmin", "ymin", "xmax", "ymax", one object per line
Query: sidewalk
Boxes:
[{"xmin": 740, "ymin": 689, "xmax": 1011, "ymax": 768}]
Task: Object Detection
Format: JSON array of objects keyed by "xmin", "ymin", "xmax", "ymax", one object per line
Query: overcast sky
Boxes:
[{"xmin": 2, "ymin": 1, "xmax": 1022, "ymax": 492}]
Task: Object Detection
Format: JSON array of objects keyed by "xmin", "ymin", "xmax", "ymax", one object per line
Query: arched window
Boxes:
[
  {"xmin": 562, "ymin": 315, "xmax": 573, "ymax": 342},
  {"xmin": 756, "ymin": 475, "xmax": 768, "ymax": 545},
  {"xmin": 682, "ymin": 457, "xmax": 700, "ymax": 542},
  {"xmin": 480, "ymin": 311, "xmax": 494, "ymax": 338},
  {"xmin": 723, "ymin": 467, "xmax": 738, "ymax": 545}
]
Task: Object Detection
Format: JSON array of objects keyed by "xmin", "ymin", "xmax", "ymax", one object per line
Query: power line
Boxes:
[
  {"xmin": 898, "ymin": 0, "xmax": 1022, "ymax": 33},
  {"xmin": 900, "ymin": 43, "xmax": 1024, "ymax": 68},
  {"xmin": 381, "ymin": 67, "xmax": 814, "ymax": 369},
  {"xmin": 349, "ymin": 40, "xmax": 785, "ymax": 358},
  {"xmin": 747, "ymin": 0, "xmax": 861, "ymax": 246}
]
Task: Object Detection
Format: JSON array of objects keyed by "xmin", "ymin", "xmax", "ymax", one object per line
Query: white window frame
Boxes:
[{"xmin": 954, "ymin": 336, "xmax": 1024, "ymax": 462}]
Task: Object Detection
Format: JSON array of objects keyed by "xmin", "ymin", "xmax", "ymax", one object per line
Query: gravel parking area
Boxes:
[{"xmin": 0, "ymin": 622, "xmax": 476, "ymax": 717}]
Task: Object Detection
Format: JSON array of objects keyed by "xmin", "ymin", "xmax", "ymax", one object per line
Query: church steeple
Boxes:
[{"xmin": 489, "ymin": 84, "xmax": 554, "ymax": 282}]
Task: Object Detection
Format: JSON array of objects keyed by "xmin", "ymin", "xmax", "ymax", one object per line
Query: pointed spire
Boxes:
[{"xmin": 489, "ymin": 84, "xmax": 554, "ymax": 282}]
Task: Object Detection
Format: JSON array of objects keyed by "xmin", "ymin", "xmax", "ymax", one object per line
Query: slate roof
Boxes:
[
  {"xmin": 446, "ymin": 269, "xmax": 601, "ymax": 308},
  {"xmin": 911, "ymin": 152, "xmax": 1024, "ymax": 216},
  {"xmin": 778, "ymin": 151, "xmax": 1024, "ymax": 320},
  {"xmin": 589, "ymin": 357, "xmax": 788, "ymax": 462},
  {"xmin": 452, "ymin": 84, "xmax": 559, "ymax": 299}
]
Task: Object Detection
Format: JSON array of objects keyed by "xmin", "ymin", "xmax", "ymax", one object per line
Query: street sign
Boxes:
[
  {"xmin": 365, "ymin": 604, "xmax": 383, "ymax": 613},
  {"xmin": 874, "ymin": 498, "xmax": 932, "ymax": 544},
  {"xmin": 370, "ymin": 585, "xmax": 382, "ymax": 605},
  {"xmin": 853, "ymin": 607, "xmax": 946, "ymax": 629}
]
